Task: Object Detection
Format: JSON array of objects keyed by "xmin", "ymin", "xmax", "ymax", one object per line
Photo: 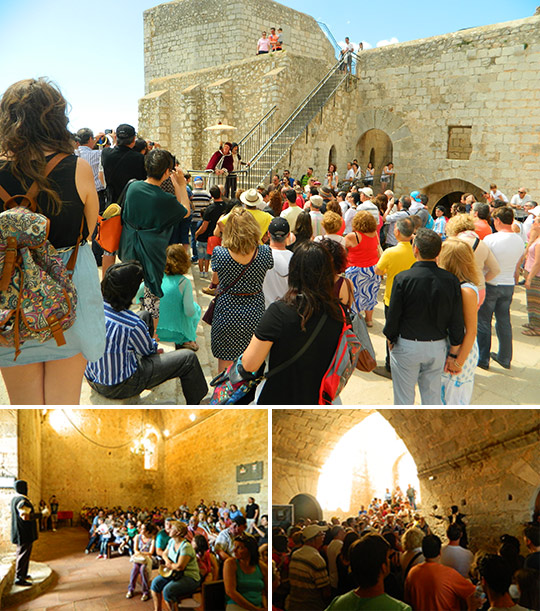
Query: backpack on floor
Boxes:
[
  {"xmin": 319, "ymin": 317, "xmax": 362, "ymax": 404},
  {"xmin": 0, "ymin": 154, "xmax": 82, "ymax": 360}
]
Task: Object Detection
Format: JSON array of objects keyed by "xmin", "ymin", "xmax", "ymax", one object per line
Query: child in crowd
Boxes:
[
  {"xmin": 434, "ymin": 205, "xmax": 448, "ymax": 240},
  {"xmin": 156, "ymin": 244, "xmax": 201, "ymax": 351},
  {"xmin": 119, "ymin": 520, "xmax": 138, "ymax": 555},
  {"xmin": 96, "ymin": 517, "xmax": 112, "ymax": 559}
]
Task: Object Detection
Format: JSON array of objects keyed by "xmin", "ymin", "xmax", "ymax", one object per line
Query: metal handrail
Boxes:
[
  {"xmin": 316, "ymin": 20, "xmax": 343, "ymax": 59},
  {"xmin": 238, "ymin": 106, "xmax": 277, "ymax": 146}
]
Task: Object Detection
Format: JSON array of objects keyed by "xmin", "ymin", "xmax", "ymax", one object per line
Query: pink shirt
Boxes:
[
  {"xmin": 525, "ymin": 238, "xmax": 540, "ymax": 276},
  {"xmin": 258, "ymin": 38, "xmax": 270, "ymax": 52}
]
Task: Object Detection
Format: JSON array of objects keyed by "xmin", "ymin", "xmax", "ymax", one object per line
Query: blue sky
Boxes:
[{"xmin": 0, "ymin": 0, "xmax": 536, "ymax": 134}]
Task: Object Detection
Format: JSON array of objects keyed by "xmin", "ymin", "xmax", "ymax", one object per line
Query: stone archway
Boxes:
[
  {"xmin": 356, "ymin": 129, "xmax": 393, "ymax": 178},
  {"xmin": 422, "ymin": 178, "xmax": 484, "ymax": 212},
  {"xmin": 273, "ymin": 409, "xmax": 540, "ymax": 549},
  {"xmin": 328, "ymin": 145, "xmax": 337, "ymax": 169},
  {"xmin": 289, "ymin": 493, "xmax": 323, "ymax": 521}
]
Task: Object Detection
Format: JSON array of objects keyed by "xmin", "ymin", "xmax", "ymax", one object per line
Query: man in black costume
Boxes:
[{"xmin": 11, "ymin": 480, "xmax": 40, "ymax": 586}]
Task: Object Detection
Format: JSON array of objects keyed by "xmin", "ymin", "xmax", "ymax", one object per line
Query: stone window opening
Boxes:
[
  {"xmin": 447, "ymin": 126, "xmax": 472, "ymax": 160},
  {"xmin": 143, "ymin": 432, "xmax": 159, "ymax": 471}
]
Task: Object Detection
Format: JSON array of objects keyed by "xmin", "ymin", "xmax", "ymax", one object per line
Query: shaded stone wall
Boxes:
[
  {"xmin": 163, "ymin": 409, "xmax": 268, "ymax": 516},
  {"xmin": 0, "ymin": 410, "xmax": 17, "ymax": 554},
  {"xmin": 17, "ymin": 410, "xmax": 41, "ymax": 510},
  {"xmin": 273, "ymin": 409, "xmax": 540, "ymax": 551},
  {"xmin": 143, "ymin": 0, "xmax": 334, "ymax": 87}
]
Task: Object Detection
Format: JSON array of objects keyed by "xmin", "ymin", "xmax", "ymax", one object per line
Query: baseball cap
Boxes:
[
  {"xmin": 359, "ymin": 187, "xmax": 373, "ymax": 197},
  {"xmin": 193, "ymin": 176, "xmax": 204, "ymax": 184},
  {"xmin": 269, "ymin": 217, "xmax": 290, "ymax": 238},
  {"xmin": 410, "ymin": 190, "xmax": 422, "ymax": 203},
  {"xmin": 302, "ymin": 524, "xmax": 328, "ymax": 541},
  {"xmin": 116, "ymin": 124, "xmax": 136, "ymax": 139},
  {"xmin": 310, "ymin": 195, "xmax": 324, "ymax": 208}
]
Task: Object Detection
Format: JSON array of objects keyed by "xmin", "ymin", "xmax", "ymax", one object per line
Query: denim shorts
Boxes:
[{"xmin": 196, "ymin": 241, "xmax": 211, "ymax": 260}]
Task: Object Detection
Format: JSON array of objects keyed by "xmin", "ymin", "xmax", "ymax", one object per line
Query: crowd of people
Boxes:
[
  {"xmin": 0, "ymin": 77, "xmax": 536, "ymax": 405},
  {"xmin": 81, "ymin": 497, "xmax": 268, "ymax": 609},
  {"xmin": 272, "ymin": 491, "xmax": 540, "ymax": 611}
]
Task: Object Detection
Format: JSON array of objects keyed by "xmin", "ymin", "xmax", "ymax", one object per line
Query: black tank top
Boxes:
[{"xmin": 0, "ymin": 153, "xmax": 88, "ymax": 248}]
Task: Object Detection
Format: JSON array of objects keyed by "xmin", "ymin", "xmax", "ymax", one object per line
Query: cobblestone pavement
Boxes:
[{"xmin": 0, "ymin": 264, "xmax": 537, "ymax": 405}]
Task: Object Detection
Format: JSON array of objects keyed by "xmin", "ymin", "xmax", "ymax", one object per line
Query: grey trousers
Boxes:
[
  {"xmin": 16, "ymin": 542, "xmax": 32, "ymax": 581},
  {"xmin": 390, "ymin": 337, "xmax": 447, "ymax": 405}
]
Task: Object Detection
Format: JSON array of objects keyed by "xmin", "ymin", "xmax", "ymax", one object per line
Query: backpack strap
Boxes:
[
  {"xmin": 0, "ymin": 153, "xmax": 69, "ymax": 211},
  {"xmin": 472, "ymin": 237, "xmax": 480, "ymax": 252}
]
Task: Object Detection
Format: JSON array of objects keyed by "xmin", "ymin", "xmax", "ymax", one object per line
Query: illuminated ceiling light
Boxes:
[
  {"xmin": 48, "ymin": 409, "xmax": 70, "ymax": 434},
  {"xmin": 163, "ymin": 429, "xmax": 170, "ymax": 438},
  {"xmin": 189, "ymin": 413, "xmax": 196, "ymax": 422}
]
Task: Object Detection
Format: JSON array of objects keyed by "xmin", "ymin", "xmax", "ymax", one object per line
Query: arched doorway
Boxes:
[
  {"xmin": 289, "ymin": 493, "xmax": 323, "ymax": 521},
  {"xmin": 328, "ymin": 145, "xmax": 337, "ymax": 169},
  {"xmin": 316, "ymin": 413, "xmax": 420, "ymax": 518},
  {"xmin": 533, "ymin": 488, "xmax": 540, "ymax": 521},
  {"xmin": 423, "ymin": 179, "xmax": 483, "ymax": 212},
  {"xmin": 356, "ymin": 129, "xmax": 393, "ymax": 179}
]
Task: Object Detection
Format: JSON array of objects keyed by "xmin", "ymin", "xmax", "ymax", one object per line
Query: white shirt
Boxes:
[
  {"xmin": 339, "ymin": 200, "xmax": 349, "ymax": 215},
  {"xmin": 345, "ymin": 168, "xmax": 355, "ymax": 181},
  {"xmin": 344, "ymin": 207, "xmax": 357, "ymax": 234},
  {"xmin": 358, "ymin": 201, "xmax": 380, "ymax": 223},
  {"xmin": 263, "ymin": 248, "xmax": 293, "ymax": 308},
  {"xmin": 484, "ymin": 230, "xmax": 525, "ymax": 285},
  {"xmin": 327, "ymin": 539, "xmax": 343, "ymax": 588},
  {"xmin": 281, "ymin": 205, "xmax": 302, "ymax": 233},
  {"xmin": 490, "ymin": 189, "xmax": 508, "ymax": 202},
  {"xmin": 440, "ymin": 544, "xmax": 474, "ymax": 578}
]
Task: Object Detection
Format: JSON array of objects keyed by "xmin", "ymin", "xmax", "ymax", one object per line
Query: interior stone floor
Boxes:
[{"xmin": 6, "ymin": 527, "xmax": 167, "ymax": 610}]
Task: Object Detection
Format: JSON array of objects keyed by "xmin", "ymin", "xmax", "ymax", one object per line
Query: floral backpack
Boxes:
[{"xmin": 0, "ymin": 154, "xmax": 82, "ymax": 360}]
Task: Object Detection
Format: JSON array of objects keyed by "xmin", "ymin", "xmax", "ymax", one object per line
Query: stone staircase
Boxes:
[{"xmin": 238, "ymin": 59, "xmax": 352, "ymax": 188}]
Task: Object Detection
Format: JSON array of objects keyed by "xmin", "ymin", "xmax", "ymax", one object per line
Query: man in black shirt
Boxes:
[
  {"xmin": 195, "ymin": 185, "xmax": 226, "ymax": 280},
  {"xmin": 101, "ymin": 124, "xmax": 146, "ymax": 203},
  {"xmin": 383, "ymin": 228, "xmax": 464, "ymax": 405},
  {"xmin": 245, "ymin": 496, "xmax": 260, "ymax": 533},
  {"xmin": 11, "ymin": 480, "xmax": 40, "ymax": 586},
  {"xmin": 101, "ymin": 124, "xmax": 147, "ymax": 274}
]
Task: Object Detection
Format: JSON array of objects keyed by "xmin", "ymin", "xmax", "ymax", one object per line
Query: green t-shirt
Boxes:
[
  {"xmin": 165, "ymin": 538, "xmax": 200, "ymax": 582},
  {"xmin": 155, "ymin": 528, "xmax": 170, "ymax": 551},
  {"xmin": 326, "ymin": 592, "xmax": 412, "ymax": 611}
]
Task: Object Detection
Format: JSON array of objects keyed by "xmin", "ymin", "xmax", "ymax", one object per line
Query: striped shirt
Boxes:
[
  {"xmin": 77, "ymin": 145, "xmax": 104, "ymax": 192},
  {"xmin": 85, "ymin": 302, "xmax": 157, "ymax": 385},
  {"xmin": 288, "ymin": 545, "xmax": 330, "ymax": 611},
  {"xmin": 191, "ymin": 188, "xmax": 212, "ymax": 221}
]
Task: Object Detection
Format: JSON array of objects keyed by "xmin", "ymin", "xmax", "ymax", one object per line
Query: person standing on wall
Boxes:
[{"xmin": 11, "ymin": 480, "xmax": 41, "ymax": 586}]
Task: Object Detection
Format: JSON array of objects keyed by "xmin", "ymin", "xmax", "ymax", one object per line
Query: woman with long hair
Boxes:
[
  {"xmin": 363, "ymin": 161, "xmax": 374, "ymax": 187},
  {"xmin": 327, "ymin": 163, "xmax": 339, "ymax": 189},
  {"xmin": 241, "ymin": 241, "xmax": 346, "ymax": 404},
  {"xmin": 224, "ymin": 534, "xmax": 267, "ymax": 611},
  {"xmin": 211, "ymin": 206, "xmax": 273, "ymax": 372},
  {"xmin": 0, "ymin": 78, "xmax": 105, "ymax": 404},
  {"xmin": 319, "ymin": 238, "xmax": 354, "ymax": 309},
  {"xmin": 150, "ymin": 520, "xmax": 200, "ymax": 611},
  {"xmin": 126, "ymin": 522, "xmax": 157, "ymax": 601},
  {"xmin": 288, "ymin": 210, "xmax": 313, "ymax": 252},
  {"xmin": 344, "ymin": 210, "xmax": 382, "ymax": 326},
  {"xmin": 439, "ymin": 238, "xmax": 482, "ymax": 405},
  {"xmin": 192, "ymin": 534, "xmax": 219, "ymax": 584}
]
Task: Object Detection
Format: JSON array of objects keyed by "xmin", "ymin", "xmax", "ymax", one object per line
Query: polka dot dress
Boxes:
[{"xmin": 210, "ymin": 245, "xmax": 274, "ymax": 360}]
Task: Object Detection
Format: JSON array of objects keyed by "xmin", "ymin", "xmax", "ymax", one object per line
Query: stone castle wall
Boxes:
[
  {"xmin": 141, "ymin": 4, "xmax": 540, "ymax": 206},
  {"xmin": 143, "ymin": 0, "xmax": 334, "ymax": 88},
  {"xmin": 140, "ymin": 51, "xmax": 331, "ymax": 168}
]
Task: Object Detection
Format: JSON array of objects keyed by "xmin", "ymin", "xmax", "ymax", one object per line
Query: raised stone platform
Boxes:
[{"xmin": 1, "ymin": 560, "xmax": 54, "ymax": 609}]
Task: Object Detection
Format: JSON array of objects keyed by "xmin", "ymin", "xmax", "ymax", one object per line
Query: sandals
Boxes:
[
  {"xmin": 522, "ymin": 322, "xmax": 535, "ymax": 329},
  {"xmin": 522, "ymin": 327, "xmax": 540, "ymax": 336},
  {"xmin": 180, "ymin": 341, "xmax": 199, "ymax": 351}
]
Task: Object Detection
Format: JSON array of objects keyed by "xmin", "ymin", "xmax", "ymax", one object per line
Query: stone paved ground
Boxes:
[{"xmin": 0, "ymin": 263, "xmax": 537, "ymax": 405}]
